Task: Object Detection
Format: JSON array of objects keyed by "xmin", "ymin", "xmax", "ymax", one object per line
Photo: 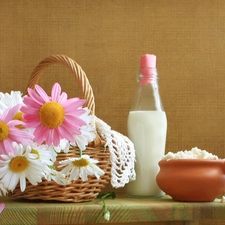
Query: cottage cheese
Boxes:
[{"xmin": 163, "ymin": 147, "xmax": 218, "ymax": 160}]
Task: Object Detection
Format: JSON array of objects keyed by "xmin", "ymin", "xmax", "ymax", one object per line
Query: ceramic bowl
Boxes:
[{"xmin": 156, "ymin": 159, "xmax": 225, "ymax": 202}]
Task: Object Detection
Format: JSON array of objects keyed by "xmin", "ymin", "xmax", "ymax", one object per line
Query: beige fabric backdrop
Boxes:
[{"xmin": 0, "ymin": 0, "xmax": 225, "ymax": 159}]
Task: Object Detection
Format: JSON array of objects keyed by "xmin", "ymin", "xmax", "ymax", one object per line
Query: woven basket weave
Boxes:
[{"xmin": 9, "ymin": 54, "xmax": 111, "ymax": 202}]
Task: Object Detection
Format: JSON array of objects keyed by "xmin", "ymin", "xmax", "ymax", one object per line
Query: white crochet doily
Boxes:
[{"xmin": 95, "ymin": 116, "xmax": 136, "ymax": 188}]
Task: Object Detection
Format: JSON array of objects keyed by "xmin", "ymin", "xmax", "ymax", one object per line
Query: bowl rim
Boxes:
[
  {"xmin": 159, "ymin": 158, "xmax": 225, "ymax": 165},
  {"xmin": 160, "ymin": 158, "xmax": 223, "ymax": 161}
]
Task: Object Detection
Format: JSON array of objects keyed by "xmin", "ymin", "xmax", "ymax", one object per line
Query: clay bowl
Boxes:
[{"xmin": 156, "ymin": 159, "xmax": 225, "ymax": 202}]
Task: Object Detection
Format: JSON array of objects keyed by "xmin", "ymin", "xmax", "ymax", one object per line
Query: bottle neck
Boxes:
[
  {"xmin": 139, "ymin": 67, "xmax": 157, "ymax": 85},
  {"xmin": 130, "ymin": 67, "xmax": 164, "ymax": 111}
]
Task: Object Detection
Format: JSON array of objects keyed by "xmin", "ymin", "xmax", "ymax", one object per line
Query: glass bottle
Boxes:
[{"xmin": 127, "ymin": 54, "xmax": 167, "ymax": 197}]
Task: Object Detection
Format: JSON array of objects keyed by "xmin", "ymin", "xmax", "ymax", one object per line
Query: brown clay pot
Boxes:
[{"xmin": 156, "ymin": 159, "xmax": 225, "ymax": 202}]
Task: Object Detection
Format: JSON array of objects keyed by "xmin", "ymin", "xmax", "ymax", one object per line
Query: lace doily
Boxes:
[{"xmin": 95, "ymin": 116, "xmax": 136, "ymax": 188}]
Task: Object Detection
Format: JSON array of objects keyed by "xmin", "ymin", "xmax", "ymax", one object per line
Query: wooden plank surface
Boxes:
[{"xmin": 1, "ymin": 196, "xmax": 225, "ymax": 225}]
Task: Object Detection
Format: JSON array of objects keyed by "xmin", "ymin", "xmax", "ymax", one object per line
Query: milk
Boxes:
[{"xmin": 127, "ymin": 110, "xmax": 167, "ymax": 197}]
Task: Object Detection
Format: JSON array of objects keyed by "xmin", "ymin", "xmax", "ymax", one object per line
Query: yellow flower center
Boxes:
[
  {"xmin": 39, "ymin": 101, "xmax": 65, "ymax": 128},
  {"xmin": 9, "ymin": 156, "xmax": 29, "ymax": 173},
  {"xmin": 13, "ymin": 111, "xmax": 25, "ymax": 129},
  {"xmin": 13, "ymin": 111, "xmax": 24, "ymax": 121},
  {"xmin": 30, "ymin": 149, "xmax": 40, "ymax": 159},
  {"xmin": 0, "ymin": 121, "xmax": 9, "ymax": 141},
  {"xmin": 72, "ymin": 158, "xmax": 89, "ymax": 167}
]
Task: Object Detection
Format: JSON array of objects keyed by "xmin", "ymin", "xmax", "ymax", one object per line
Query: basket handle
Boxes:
[{"xmin": 26, "ymin": 54, "xmax": 95, "ymax": 116}]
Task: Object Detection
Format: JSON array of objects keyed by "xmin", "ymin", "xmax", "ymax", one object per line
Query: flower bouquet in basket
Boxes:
[{"xmin": 0, "ymin": 55, "xmax": 136, "ymax": 203}]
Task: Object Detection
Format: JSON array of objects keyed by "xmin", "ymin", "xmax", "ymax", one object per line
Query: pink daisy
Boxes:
[
  {"xmin": 0, "ymin": 203, "xmax": 4, "ymax": 213},
  {"xmin": 21, "ymin": 83, "xmax": 87, "ymax": 146},
  {"xmin": 0, "ymin": 104, "xmax": 34, "ymax": 154}
]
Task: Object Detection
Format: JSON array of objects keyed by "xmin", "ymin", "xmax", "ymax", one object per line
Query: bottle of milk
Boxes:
[{"xmin": 127, "ymin": 54, "xmax": 167, "ymax": 197}]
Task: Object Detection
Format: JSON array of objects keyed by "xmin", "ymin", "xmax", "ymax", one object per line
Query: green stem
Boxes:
[
  {"xmin": 79, "ymin": 149, "xmax": 82, "ymax": 157},
  {"xmin": 101, "ymin": 192, "xmax": 116, "ymax": 212},
  {"xmin": 102, "ymin": 194, "xmax": 110, "ymax": 211},
  {"xmin": 99, "ymin": 192, "xmax": 115, "ymax": 221}
]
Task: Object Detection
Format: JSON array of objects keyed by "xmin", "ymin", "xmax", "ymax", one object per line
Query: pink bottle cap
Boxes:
[
  {"xmin": 140, "ymin": 54, "xmax": 157, "ymax": 85},
  {"xmin": 140, "ymin": 54, "xmax": 156, "ymax": 68}
]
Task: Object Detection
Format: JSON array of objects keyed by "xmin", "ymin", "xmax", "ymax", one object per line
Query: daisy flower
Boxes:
[
  {"xmin": 70, "ymin": 108, "xmax": 96, "ymax": 151},
  {"xmin": 0, "ymin": 181, "xmax": 8, "ymax": 196},
  {"xmin": 0, "ymin": 142, "xmax": 45, "ymax": 192},
  {"xmin": 0, "ymin": 104, "xmax": 34, "ymax": 154},
  {"xmin": 21, "ymin": 83, "xmax": 87, "ymax": 147},
  {"xmin": 51, "ymin": 138, "xmax": 71, "ymax": 154},
  {"xmin": 58, "ymin": 154, "xmax": 104, "ymax": 182},
  {"xmin": 21, "ymin": 142, "xmax": 59, "ymax": 184},
  {"xmin": 0, "ymin": 91, "xmax": 24, "ymax": 112},
  {"xmin": 24, "ymin": 142, "xmax": 56, "ymax": 166},
  {"xmin": 0, "ymin": 91, "xmax": 25, "ymax": 128},
  {"xmin": 44, "ymin": 166, "xmax": 71, "ymax": 185},
  {"xmin": 0, "ymin": 203, "xmax": 4, "ymax": 214}
]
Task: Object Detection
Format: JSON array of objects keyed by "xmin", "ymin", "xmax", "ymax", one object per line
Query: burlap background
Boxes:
[{"xmin": 0, "ymin": 0, "xmax": 225, "ymax": 159}]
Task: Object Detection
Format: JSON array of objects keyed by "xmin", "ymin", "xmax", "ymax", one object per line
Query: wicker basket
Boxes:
[{"xmin": 9, "ymin": 54, "xmax": 111, "ymax": 202}]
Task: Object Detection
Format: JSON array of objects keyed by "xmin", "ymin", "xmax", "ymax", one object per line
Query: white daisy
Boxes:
[
  {"xmin": 20, "ymin": 142, "xmax": 58, "ymax": 186},
  {"xmin": 25, "ymin": 142, "xmax": 56, "ymax": 166},
  {"xmin": 58, "ymin": 154, "xmax": 104, "ymax": 182},
  {"xmin": 44, "ymin": 166, "xmax": 71, "ymax": 185},
  {"xmin": 0, "ymin": 181, "xmax": 8, "ymax": 196},
  {"xmin": 0, "ymin": 91, "xmax": 26, "ymax": 133},
  {"xmin": 51, "ymin": 138, "xmax": 70, "ymax": 154},
  {"xmin": 70, "ymin": 108, "xmax": 96, "ymax": 151},
  {"xmin": 0, "ymin": 91, "xmax": 24, "ymax": 110},
  {"xmin": 0, "ymin": 142, "xmax": 45, "ymax": 192}
]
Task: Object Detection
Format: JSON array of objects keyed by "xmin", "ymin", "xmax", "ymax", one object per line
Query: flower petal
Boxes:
[
  {"xmin": 57, "ymin": 126, "xmax": 75, "ymax": 142},
  {"xmin": 19, "ymin": 172, "xmax": 26, "ymax": 192},
  {"xmin": 51, "ymin": 83, "xmax": 61, "ymax": 101},
  {"xmin": 1, "ymin": 104, "xmax": 22, "ymax": 122},
  {"xmin": 70, "ymin": 167, "xmax": 80, "ymax": 181},
  {"xmin": 34, "ymin": 85, "xmax": 50, "ymax": 102},
  {"xmin": 0, "ymin": 203, "xmax": 5, "ymax": 213},
  {"xmin": 9, "ymin": 128, "xmax": 34, "ymax": 143},
  {"xmin": 27, "ymin": 88, "xmax": 45, "ymax": 105},
  {"xmin": 57, "ymin": 92, "xmax": 68, "ymax": 104},
  {"xmin": 3, "ymin": 139, "xmax": 15, "ymax": 153},
  {"xmin": 62, "ymin": 99, "xmax": 86, "ymax": 111}
]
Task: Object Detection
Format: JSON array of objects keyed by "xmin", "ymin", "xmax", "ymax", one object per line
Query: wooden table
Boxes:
[{"xmin": 1, "ymin": 195, "xmax": 225, "ymax": 225}]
